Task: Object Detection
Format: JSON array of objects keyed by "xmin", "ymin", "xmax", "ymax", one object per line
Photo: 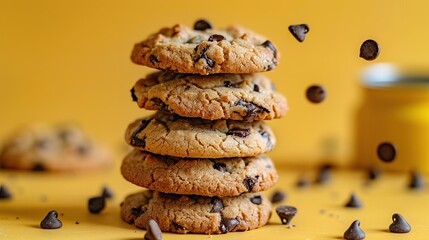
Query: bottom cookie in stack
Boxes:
[{"xmin": 120, "ymin": 150, "xmax": 278, "ymax": 234}]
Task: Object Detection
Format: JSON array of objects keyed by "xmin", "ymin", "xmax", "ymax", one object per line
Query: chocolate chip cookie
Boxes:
[
  {"xmin": 131, "ymin": 71, "xmax": 287, "ymax": 121},
  {"xmin": 120, "ymin": 190, "xmax": 272, "ymax": 234},
  {"xmin": 0, "ymin": 124, "xmax": 112, "ymax": 171},
  {"xmin": 125, "ymin": 112, "xmax": 275, "ymax": 158},
  {"xmin": 131, "ymin": 23, "xmax": 278, "ymax": 75},
  {"xmin": 121, "ymin": 150, "xmax": 278, "ymax": 197}
]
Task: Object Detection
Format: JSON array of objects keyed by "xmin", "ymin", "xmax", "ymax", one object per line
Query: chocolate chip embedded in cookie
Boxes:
[
  {"xmin": 131, "ymin": 71, "xmax": 288, "ymax": 121},
  {"xmin": 130, "ymin": 23, "xmax": 279, "ymax": 75},
  {"xmin": 121, "ymin": 150, "xmax": 278, "ymax": 197},
  {"xmin": 124, "ymin": 112, "xmax": 276, "ymax": 158},
  {"xmin": 120, "ymin": 190, "xmax": 272, "ymax": 234}
]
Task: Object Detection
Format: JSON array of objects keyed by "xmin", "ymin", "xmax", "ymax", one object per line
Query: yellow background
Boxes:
[{"xmin": 1, "ymin": 0, "xmax": 429, "ymax": 167}]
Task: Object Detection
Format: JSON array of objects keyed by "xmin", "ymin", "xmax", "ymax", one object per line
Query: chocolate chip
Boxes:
[
  {"xmin": 377, "ymin": 142, "xmax": 396, "ymax": 162},
  {"xmin": 344, "ymin": 220, "xmax": 365, "ymax": 240},
  {"xmin": 208, "ymin": 34, "xmax": 225, "ymax": 42},
  {"xmin": 227, "ymin": 128, "xmax": 250, "ymax": 138},
  {"xmin": 131, "ymin": 207, "xmax": 143, "ymax": 218},
  {"xmin": 40, "ymin": 210, "xmax": 62, "ymax": 229},
  {"xmin": 210, "ymin": 197, "xmax": 224, "ymax": 213},
  {"xmin": 389, "ymin": 213, "xmax": 411, "ymax": 233},
  {"xmin": 368, "ymin": 168, "xmax": 381, "ymax": 180},
  {"xmin": 235, "ymin": 99, "xmax": 270, "ymax": 120},
  {"xmin": 88, "ymin": 196, "xmax": 105, "ymax": 214},
  {"xmin": 250, "ymin": 195, "xmax": 262, "ymax": 205},
  {"xmin": 288, "ymin": 24, "xmax": 309, "ymax": 42},
  {"xmin": 149, "ymin": 55, "xmax": 161, "ymax": 65},
  {"xmin": 75, "ymin": 221, "xmax": 79, "ymax": 224},
  {"xmin": 101, "ymin": 186, "xmax": 114, "ymax": 199},
  {"xmin": 276, "ymin": 205, "xmax": 297, "ymax": 225},
  {"xmin": 32, "ymin": 163, "xmax": 46, "ymax": 172},
  {"xmin": 359, "ymin": 39, "xmax": 379, "ymax": 61},
  {"xmin": 243, "ymin": 176, "xmax": 257, "ymax": 192},
  {"xmin": 219, "ymin": 218, "xmax": 240, "ymax": 234},
  {"xmin": 270, "ymin": 190, "xmax": 286, "ymax": 204},
  {"xmin": 261, "ymin": 40, "xmax": 277, "ymax": 59},
  {"xmin": 253, "ymin": 84, "xmax": 260, "ymax": 92},
  {"xmin": 159, "ymin": 192, "xmax": 181, "ymax": 200},
  {"xmin": 0, "ymin": 185, "xmax": 12, "ymax": 199},
  {"xmin": 213, "ymin": 162, "xmax": 227, "ymax": 172},
  {"xmin": 130, "ymin": 87, "xmax": 138, "ymax": 102},
  {"xmin": 130, "ymin": 119, "xmax": 150, "ymax": 147},
  {"xmin": 408, "ymin": 171, "xmax": 425, "ymax": 190},
  {"xmin": 172, "ymin": 221, "xmax": 186, "ymax": 230},
  {"xmin": 306, "ymin": 85, "xmax": 326, "ymax": 103},
  {"xmin": 296, "ymin": 176, "xmax": 310, "ymax": 188},
  {"xmin": 193, "ymin": 19, "xmax": 212, "ymax": 31},
  {"xmin": 316, "ymin": 164, "xmax": 332, "ymax": 184},
  {"xmin": 145, "ymin": 219, "xmax": 163, "ymax": 240},
  {"xmin": 224, "ymin": 81, "xmax": 232, "ymax": 87},
  {"xmin": 345, "ymin": 193, "xmax": 363, "ymax": 208},
  {"xmin": 194, "ymin": 45, "xmax": 214, "ymax": 68}
]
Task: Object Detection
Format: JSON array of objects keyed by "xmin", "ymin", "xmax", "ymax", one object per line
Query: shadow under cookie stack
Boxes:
[{"xmin": 120, "ymin": 19, "xmax": 288, "ymax": 235}]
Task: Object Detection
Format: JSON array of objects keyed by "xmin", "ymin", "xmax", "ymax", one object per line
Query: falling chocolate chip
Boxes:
[
  {"xmin": 389, "ymin": 213, "xmax": 411, "ymax": 233},
  {"xmin": 32, "ymin": 163, "xmax": 46, "ymax": 172},
  {"xmin": 101, "ymin": 186, "xmax": 114, "ymax": 199},
  {"xmin": 262, "ymin": 40, "xmax": 277, "ymax": 58},
  {"xmin": 219, "ymin": 218, "xmax": 240, "ymax": 234},
  {"xmin": 345, "ymin": 193, "xmax": 363, "ymax": 208},
  {"xmin": 130, "ymin": 119, "xmax": 151, "ymax": 147},
  {"xmin": 40, "ymin": 210, "xmax": 62, "ymax": 229},
  {"xmin": 359, "ymin": 39, "xmax": 379, "ymax": 61},
  {"xmin": 276, "ymin": 205, "xmax": 297, "ymax": 225},
  {"xmin": 288, "ymin": 24, "xmax": 309, "ymax": 42},
  {"xmin": 227, "ymin": 128, "xmax": 250, "ymax": 138},
  {"xmin": 306, "ymin": 85, "xmax": 326, "ymax": 104},
  {"xmin": 316, "ymin": 164, "xmax": 332, "ymax": 184},
  {"xmin": 377, "ymin": 142, "xmax": 396, "ymax": 163},
  {"xmin": 408, "ymin": 171, "xmax": 425, "ymax": 190},
  {"xmin": 243, "ymin": 177, "xmax": 257, "ymax": 192},
  {"xmin": 344, "ymin": 220, "xmax": 365, "ymax": 240},
  {"xmin": 213, "ymin": 162, "xmax": 227, "ymax": 172},
  {"xmin": 250, "ymin": 195, "xmax": 262, "ymax": 205},
  {"xmin": 131, "ymin": 207, "xmax": 144, "ymax": 217},
  {"xmin": 130, "ymin": 87, "xmax": 138, "ymax": 102},
  {"xmin": 0, "ymin": 185, "xmax": 12, "ymax": 199},
  {"xmin": 193, "ymin": 19, "xmax": 212, "ymax": 31},
  {"xmin": 172, "ymin": 221, "xmax": 186, "ymax": 230},
  {"xmin": 149, "ymin": 55, "xmax": 161, "ymax": 65},
  {"xmin": 368, "ymin": 168, "xmax": 381, "ymax": 180},
  {"xmin": 271, "ymin": 190, "xmax": 286, "ymax": 204},
  {"xmin": 253, "ymin": 84, "xmax": 260, "ymax": 92},
  {"xmin": 145, "ymin": 219, "xmax": 163, "ymax": 240},
  {"xmin": 210, "ymin": 197, "xmax": 224, "ymax": 213},
  {"xmin": 208, "ymin": 34, "xmax": 225, "ymax": 42},
  {"xmin": 88, "ymin": 196, "xmax": 105, "ymax": 214}
]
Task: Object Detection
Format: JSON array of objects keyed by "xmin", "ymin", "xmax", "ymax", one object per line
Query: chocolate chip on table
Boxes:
[
  {"xmin": 145, "ymin": 219, "xmax": 163, "ymax": 240},
  {"xmin": 288, "ymin": 24, "xmax": 309, "ymax": 42},
  {"xmin": 130, "ymin": 87, "xmax": 138, "ymax": 102},
  {"xmin": 88, "ymin": 196, "xmax": 105, "ymax": 214},
  {"xmin": 226, "ymin": 128, "xmax": 250, "ymax": 138},
  {"xmin": 219, "ymin": 218, "xmax": 240, "ymax": 234},
  {"xmin": 344, "ymin": 193, "xmax": 363, "ymax": 208},
  {"xmin": 0, "ymin": 184, "xmax": 12, "ymax": 199},
  {"xmin": 101, "ymin": 186, "xmax": 114, "ymax": 199},
  {"xmin": 377, "ymin": 142, "xmax": 396, "ymax": 163},
  {"xmin": 270, "ymin": 190, "xmax": 286, "ymax": 204},
  {"xmin": 210, "ymin": 197, "xmax": 224, "ymax": 213},
  {"xmin": 408, "ymin": 171, "xmax": 425, "ymax": 190},
  {"xmin": 359, "ymin": 39, "xmax": 380, "ymax": 61},
  {"xmin": 193, "ymin": 19, "xmax": 212, "ymax": 31},
  {"xmin": 276, "ymin": 205, "xmax": 297, "ymax": 225},
  {"xmin": 315, "ymin": 164, "xmax": 332, "ymax": 184},
  {"xmin": 250, "ymin": 195, "xmax": 262, "ymax": 205},
  {"xmin": 389, "ymin": 213, "xmax": 411, "ymax": 233},
  {"xmin": 306, "ymin": 85, "xmax": 326, "ymax": 104},
  {"xmin": 262, "ymin": 40, "xmax": 277, "ymax": 58},
  {"xmin": 208, "ymin": 34, "xmax": 225, "ymax": 42},
  {"xmin": 243, "ymin": 176, "xmax": 257, "ymax": 192},
  {"xmin": 40, "ymin": 210, "xmax": 62, "ymax": 229},
  {"xmin": 344, "ymin": 220, "xmax": 365, "ymax": 240},
  {"xmin": 213, "ymin": 162, "xmax": 227, "ymax": 172},
  {"xmin": 368, "ymin": 167, "xmax": 381, "ymax": 180}
]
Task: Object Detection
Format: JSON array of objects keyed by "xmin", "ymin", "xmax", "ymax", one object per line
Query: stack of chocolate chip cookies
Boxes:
[{"xmin": 120, "ymin": 20, "xmax": 288, "ymax": 234}]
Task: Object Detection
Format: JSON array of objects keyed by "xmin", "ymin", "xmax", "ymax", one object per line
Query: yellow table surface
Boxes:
[{"xmin": 0, "ymin": 159, "xmax": 428, "ymax": 240}]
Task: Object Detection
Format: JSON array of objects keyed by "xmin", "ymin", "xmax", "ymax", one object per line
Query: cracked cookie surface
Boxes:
[
  {"xmin": 131, "ymin": 71, "xmax": 288, "ymax": 121},
  {"xmin": 125, "ymin": 112, "xmax": 275, "ymax": 158},
  {"xmin": 0, "ymin": 124, "xmax": 112, "ymax": 171},
  {"xmin": 120, "ymin": 190, "xmax": 271, "ymax": 234},
  {"xmin": 131, "ymin": 24, "xmax": 278, "ymax": 75},
  {"xmin": 121, "ymin": 150, "xmax": 278, "ymax": 197}
]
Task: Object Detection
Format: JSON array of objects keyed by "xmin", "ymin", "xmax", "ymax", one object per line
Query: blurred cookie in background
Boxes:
[{"xmin": 0, "ymin": 123, "xmax": 112, "ymax": 171}]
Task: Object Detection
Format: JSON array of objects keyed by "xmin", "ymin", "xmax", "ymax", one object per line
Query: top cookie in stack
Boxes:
[{"xmin": 131, "ymin": 20, "xmax": 278, "ymax": 75}]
